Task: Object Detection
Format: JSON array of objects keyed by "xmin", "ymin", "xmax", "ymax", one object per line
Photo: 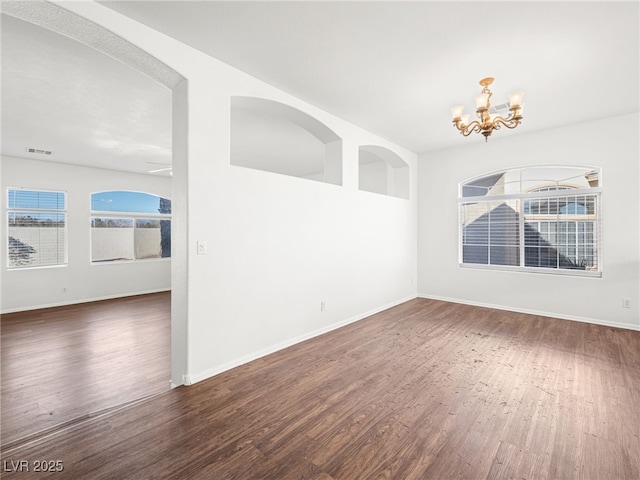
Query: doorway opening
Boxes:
[{"xmin": 0, "ymin": 3, "xmax": 187, "ymax": 451}]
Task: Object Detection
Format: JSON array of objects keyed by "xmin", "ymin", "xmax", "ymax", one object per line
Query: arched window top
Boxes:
[
  {"xmin": 461, "ymin": 166, "xmax": 600, "ymax": 198},
  {"xmin": 91, "ymin": 191, "xmax": 171, "ymax": 214},
  {"xmin": 529, "ymin": 186, "xmax": 574, "ymax": 193},
  {"xmin": 231, "ymin": 96, "xmax": 340, "ymax": 144}
]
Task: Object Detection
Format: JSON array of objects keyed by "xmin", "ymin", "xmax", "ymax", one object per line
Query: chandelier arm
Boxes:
[
  {"xmin": 457, "ymin": 120, "xmax": 481, "ymax": 137},
  {"xmin": 492, "ymin": 116, "xmax": 521, "ymax": 130}
]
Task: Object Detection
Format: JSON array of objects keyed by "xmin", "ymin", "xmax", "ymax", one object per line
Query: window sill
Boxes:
[
  {"xmin": 91, "ymin": 257, "xmax": 171, "ymax": 266},
  {"xmin": 459, "ymin": 263, "xmax": 602, "ymax": 278},
  {"xmin": 7, "ymin": 263, "xmax": 68, "ymax": 271}
]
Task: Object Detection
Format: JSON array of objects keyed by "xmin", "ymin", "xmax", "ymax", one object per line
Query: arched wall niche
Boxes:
[
  {"xmin": 358, "ymin": 145, "xmax": 410, "ymax": 199},
  {"xmin": 230, "ymin": 96, "xmax": 343, "ymax": 185}
]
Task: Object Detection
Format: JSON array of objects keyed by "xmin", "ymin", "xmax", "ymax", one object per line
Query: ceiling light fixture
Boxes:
[{"xmin": 451, "ymin": 77, "xmax": 524, "ymax": 142}]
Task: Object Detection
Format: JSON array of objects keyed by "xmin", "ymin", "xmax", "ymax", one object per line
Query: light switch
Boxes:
[{"xmin": 197, "ymin": 240, "xmax": 207, "ymax": 255}]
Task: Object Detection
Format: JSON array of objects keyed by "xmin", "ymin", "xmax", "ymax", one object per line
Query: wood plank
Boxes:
[
  {"xmin": 1, "ymin": 292, "xmax": 170, "ymax": 449},
  {"xmin": 1, "ymin": 298, "xmax": 638, "ymax": 480}
]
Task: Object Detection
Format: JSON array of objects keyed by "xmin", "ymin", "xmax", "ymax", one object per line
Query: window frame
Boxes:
[
  {"xmin": 90, "ymin": 191, "xmax": 171, "ymax": 265},
  {"xmin": 6, "ymin": 187, "xmax": 68, "ymax": 270},
  {"xmin": 458, "ymin": 167, "xmax": 602, "ymax": 278}
]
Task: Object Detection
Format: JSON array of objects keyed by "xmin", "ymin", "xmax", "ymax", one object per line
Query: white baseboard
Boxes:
[
  {"xmin": 417, "ymin": 293, "xmax": 640, "ymax": 332},
  {"xmin": 1, "ymin": 289, "xmax": 171, "ymax": 315},
  {"xmin": 187, "ymin": 294, "xmax": 418, "ymax": 386}
]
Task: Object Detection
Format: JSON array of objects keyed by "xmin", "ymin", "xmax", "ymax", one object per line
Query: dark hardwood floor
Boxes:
[
  {"xmin": 1, "ymin": 298, "xmax": 638, "ymax": 479},
  {"xmin": 1, "ymin": 292, "xmax": 171, "ymax": 451}
]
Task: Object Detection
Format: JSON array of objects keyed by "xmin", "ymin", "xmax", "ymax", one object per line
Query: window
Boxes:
[
  {"xmin": 90, "ymin": 191, "xmax": 171, "ymax": 263},
  {"xmin": 7, "ymin": 188, "xmax": 67, "ymax": 268},
  {"xmin": 459, "ymin": 166, "xmax": 601, "ymax": 276}
]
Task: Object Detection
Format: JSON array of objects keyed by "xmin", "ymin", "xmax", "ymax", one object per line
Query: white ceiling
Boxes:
[
  {"xmin": 1, "ymin": 12, "xmax": 173, "ymax": 175},
  {"xmin": 2, "ymin": 1, "xmax": 638, "ymax": 175}
]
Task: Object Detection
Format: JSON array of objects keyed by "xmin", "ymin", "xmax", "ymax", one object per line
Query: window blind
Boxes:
[{"xmin": 7, "ymin": 189, "xmax": 67, "ymax": 268}]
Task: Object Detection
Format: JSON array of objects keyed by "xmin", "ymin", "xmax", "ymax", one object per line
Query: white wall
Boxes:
[
  {"xmin": 1, "ymin": 156, "xmax": 172, "ymax": 312},
  {"xmin": 418, "ymin": 113, "xmax": 640, "ymax": 330},
  {"xmin": 182, "ymin": 80, "xmax": 417, "ymax": 385},
  {"xmin": 359, "ymin": 160, "xmax": 388, "ymax": 195},
  {"xmin": 52, "ymin": 1, "xmax": 418, "ymax": 386}
]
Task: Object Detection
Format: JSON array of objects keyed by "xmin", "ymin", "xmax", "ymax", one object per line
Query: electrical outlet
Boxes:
[
  {"xmin": 622, "ymin": 297, "xmax": 631, "ymax": 309},
  {"xmin": 320, "ymin": 301, "xmax": 326, "ymax": 312}
]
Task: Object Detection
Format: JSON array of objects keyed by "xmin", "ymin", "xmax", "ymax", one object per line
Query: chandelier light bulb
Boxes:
[
  {"xmin": 451, "ymin": 105, "xmax": 465, "ymax": 119},
  {"xmin": 508, "ymin": 91, "xmax": 524, "ymax": 107},
  {"xmin": 475, "ymin": 93, "xmax": 489, "ymax": 110}
]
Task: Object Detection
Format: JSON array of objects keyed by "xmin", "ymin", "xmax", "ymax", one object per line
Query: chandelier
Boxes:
[{"xmin": 451, "ymin": 77, "xmax": 524, "ymax": 141}]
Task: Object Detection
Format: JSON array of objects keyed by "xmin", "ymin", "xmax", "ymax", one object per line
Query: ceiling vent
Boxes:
[
  {"xmin": 489, "ymin": 103, "xmax": 510, "ymax": 115},
  {"xmin": 27, "ymin": 148, "xmax": 52, "ymax": 155}
]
